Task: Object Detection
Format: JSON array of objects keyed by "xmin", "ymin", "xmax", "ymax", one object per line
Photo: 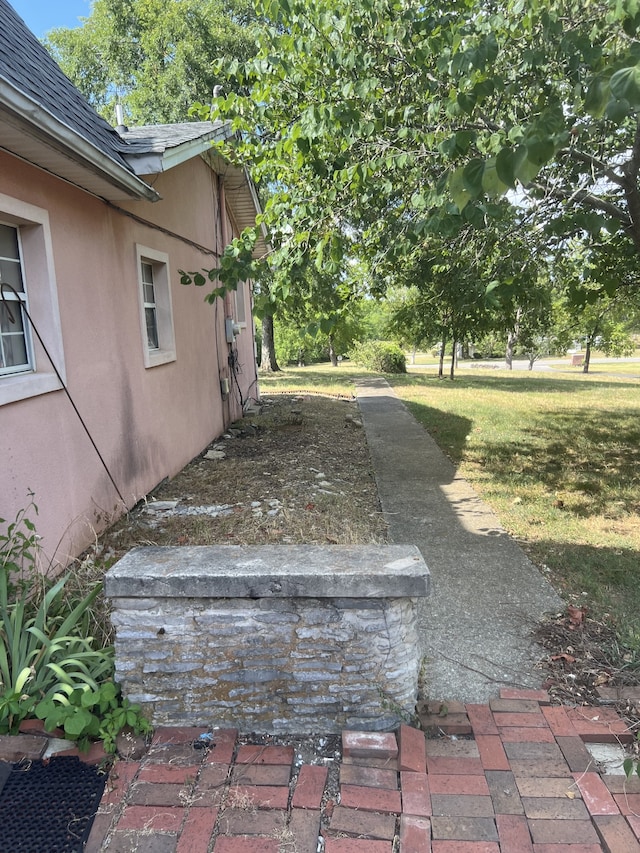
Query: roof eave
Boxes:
[
  {"xmin": 0, "ymin": 78, "xmax": 160, "ymax": 201},
  {"xmin": 120, "ymin": 123, "xmax": 233, "ymax": 175}
]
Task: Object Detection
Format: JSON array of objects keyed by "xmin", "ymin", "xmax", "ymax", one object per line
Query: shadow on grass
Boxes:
[
  {"xmin": 480, "ymin": 407, "xmax": 640, "ymax": 516},
  {"xmin": 401, "ymin": 399, "xmax": 473, "ymax": 466},
  {"xmin": 527, "ymin": 539, "xmax": 640, "ymax": 641}
]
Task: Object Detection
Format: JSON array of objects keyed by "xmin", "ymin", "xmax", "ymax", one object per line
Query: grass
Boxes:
[
  {"xmin": 257, "ymin": 365, "xmax": 375, "ymax": 397},
  {"xmin": 260, "ymin": 363, "xmax": 640, "ymax": 656}
]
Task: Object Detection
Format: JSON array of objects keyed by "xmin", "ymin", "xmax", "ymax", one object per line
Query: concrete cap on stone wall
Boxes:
[{"xmin": 105, "ymin": 544, "xmax": 430, "ymax": 599}]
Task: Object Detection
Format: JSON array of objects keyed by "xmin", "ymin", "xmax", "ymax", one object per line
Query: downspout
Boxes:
[
  {"xmin": 218, "ymin": 176, "xmax": 234, "ymax": 319},
  {"xmin": 218, "ymin": 175, "xmax": 236, "ymax": 418}
]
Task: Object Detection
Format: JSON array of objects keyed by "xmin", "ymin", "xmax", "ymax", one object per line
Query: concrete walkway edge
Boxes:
[{"xmin": 356, "ymin": 376, "xmax": 564, "ymax": 703}]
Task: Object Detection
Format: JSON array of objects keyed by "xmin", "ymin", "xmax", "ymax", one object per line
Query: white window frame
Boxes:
[
  {"xmin": 0, "ymin": 194, "xmax": 65, "ymax": 407},
  {"xmin": 136, "ymin": 245, "xmax": 176, "ymax": 368},
  {"xmin": 234, "ymin": 280, "xmax": 247, "ymax": 328}
]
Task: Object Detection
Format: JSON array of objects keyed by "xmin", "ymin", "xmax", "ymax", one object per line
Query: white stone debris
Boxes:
[
  {"xmin": 146, "ymin": 500, "xmax": 179, "ymax": 511},
  {"xmin": 143, "ymin": 503, "xmax": 234, "ymax": 519},
  {"xmin": 204, "ymin": 449, "xmax": 226, "ymax": 461}
]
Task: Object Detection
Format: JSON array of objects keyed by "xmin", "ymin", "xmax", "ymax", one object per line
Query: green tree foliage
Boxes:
[
  {"xmin": 555, "ymin": 236, "xmax": 640, "ymax": 370},
  {"xmin": 45, "ymin": 0, "xmax": 258, "ymax": 124},
  {"xmin": 383, "ymin": 218, "xmax": 541, "ymax": 377},
  {"xmin": 205, "ymin": 0, "xmax": 640, "ymax": 307},
  {"xmin": 272, "ymin": 256, "xmax": 369, "ymax": 366}
]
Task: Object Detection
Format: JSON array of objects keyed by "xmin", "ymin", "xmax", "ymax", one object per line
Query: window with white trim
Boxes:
[
  {"xmin": 136, "ymin": 245, "xmax": 175, "ymax": 368},
  {"xmin": 0, "ymin": 194, "xmax": 65, "ymax": 407}
]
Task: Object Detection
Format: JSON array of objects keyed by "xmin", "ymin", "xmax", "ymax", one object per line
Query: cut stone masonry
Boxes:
[{"xmin": 105, "ymin": 545, "xmax": 430, "ymax": 732}]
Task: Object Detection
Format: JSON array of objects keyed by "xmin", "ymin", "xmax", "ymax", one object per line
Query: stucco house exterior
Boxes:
[{"xmin": 0, "ymin": 0, "xmax": 265, "ymax": 567}]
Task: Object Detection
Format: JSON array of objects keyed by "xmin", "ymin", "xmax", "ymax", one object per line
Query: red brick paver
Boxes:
[
  {"xmin": 399, "ymin": 722, "xmax": 427, "ymax": 772},
  {"xmin": 292, "ymin": 764, "xmax": 328, "ymax": 809},
  {"xmin": 88, "ymin": 696, "xmax": 640, "ymax": 852}
]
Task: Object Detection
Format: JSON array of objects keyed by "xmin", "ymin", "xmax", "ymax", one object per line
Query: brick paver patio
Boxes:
[{"xmin": 83, "ymin": 688, "xmax": 640, "ymax": 852}]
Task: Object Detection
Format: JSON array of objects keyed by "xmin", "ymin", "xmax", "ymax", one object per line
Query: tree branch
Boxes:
[
  {"xmin": 529, "ymin": 181, "xmax": 631, "ymax": 226},
  {"xmin": 558, "ymin": 147, "xmax": 627, "ymax": 188}
]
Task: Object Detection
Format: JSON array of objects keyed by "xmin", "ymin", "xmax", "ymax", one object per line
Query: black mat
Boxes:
[{"xmin": 0, "ymin": 756, "xmax": 106, "ymax": 852}]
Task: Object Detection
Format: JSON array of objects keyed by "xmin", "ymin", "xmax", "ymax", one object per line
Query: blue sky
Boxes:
[{"xmin": 11, "ymin": 0, "xmax": 92, "ymax": 39}]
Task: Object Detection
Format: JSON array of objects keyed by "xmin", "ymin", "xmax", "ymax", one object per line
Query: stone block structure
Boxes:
[{"xmin": 105, "ymin": 545, "xmax": 430, "ymax": 732}]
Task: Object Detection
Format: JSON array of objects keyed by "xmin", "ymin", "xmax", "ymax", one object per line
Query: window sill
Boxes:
[
  {"xmin": 0, "ymin": 371, "xmax": 62, "ymax": 407},
  {"xmin": 144, "ymin": 349, "xmax": 177, "ymax": 369}
]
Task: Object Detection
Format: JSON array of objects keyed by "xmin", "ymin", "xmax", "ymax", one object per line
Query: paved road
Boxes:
[
  {"xmin": 357, "ymin": 377, "xmax": 564, "ymax": 703},
  {"xmin": 408, "ymin": 356, "xmax": 640, "ymax": 374}
]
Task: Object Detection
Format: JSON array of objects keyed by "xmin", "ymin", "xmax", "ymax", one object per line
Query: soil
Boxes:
[{"xmin": 97, "ymin": 392, "xmax": 388, "ymax": 561}]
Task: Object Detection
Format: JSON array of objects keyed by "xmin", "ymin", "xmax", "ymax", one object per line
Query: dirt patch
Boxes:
[
  {"xmin": 536, "ymin": 609, "xmax": 640, "ymax": 735},
  {"xmin": 96, "ymin": 393, "xmax": 387, "ymax": 560}
]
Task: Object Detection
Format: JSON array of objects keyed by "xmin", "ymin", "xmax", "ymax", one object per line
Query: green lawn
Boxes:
[{"xmin": 260, "ymin": 364, "xmax": 640, "ymax": 655}]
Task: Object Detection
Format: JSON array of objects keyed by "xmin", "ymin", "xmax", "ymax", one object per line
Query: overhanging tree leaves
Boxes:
[{"xmin": 202, "ymin": 0, "xmax": 640, "ymax": 308}]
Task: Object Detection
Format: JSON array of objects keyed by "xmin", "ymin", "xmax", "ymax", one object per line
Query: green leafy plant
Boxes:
[
  {"xmin": 0, "ymin": 570, "xmax": 113, "ymax": 734},
  {"xmin": 35, "ymin": 681, "xmax": 151, "ymax": 754},
  {"xmin": 0, "ymin": 492, "xmax": 39, "ymax": 599},
  {"xmin": 349, "ymin": 340, "xmax": 407, "ymax": 374},
  {"xmin": 0, "ymin": 498, "xmax": 151, "ymax": 752}
]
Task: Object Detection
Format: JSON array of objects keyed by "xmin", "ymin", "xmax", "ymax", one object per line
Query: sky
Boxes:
[{"xmin": 10, "ymin": 0, "xmax": 92, "ymax": 39}]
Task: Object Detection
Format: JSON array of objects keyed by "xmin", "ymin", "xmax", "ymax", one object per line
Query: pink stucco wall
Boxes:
[{"xmin": 1, "ymin": 150, "xmax": 259, "ymax": 568}]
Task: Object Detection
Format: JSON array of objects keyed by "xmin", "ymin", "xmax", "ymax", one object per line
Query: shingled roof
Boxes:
[
  {"xmin": 119, "ymin": 121, "xmax": 230, "ymax": 174},
  {"xmin": 0, "ymin": 1, "xmax": 233, "ymax": 201},
  {"xmin": 0, "ymin": 0, "xmax": 134, "ymax": 168}
]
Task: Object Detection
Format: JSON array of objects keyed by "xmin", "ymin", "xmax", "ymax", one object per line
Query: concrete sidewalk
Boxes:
[{"xmin": 356, "ymin": 377, "xmax": 564, "ymax": 703}]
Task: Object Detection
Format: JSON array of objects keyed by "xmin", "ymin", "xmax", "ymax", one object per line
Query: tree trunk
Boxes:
[
  {"xmin": 583, "ymin": 339, "xmax": 592, "ymax": 373},
  {"xmin": 438, "ymin": 338, "xmax": 446, "ymax": 378},
  {"xmin": 449, "ymin": 339, "xmax": 457, "ymax": 380},
  {"xmin": 506, "ymin": 308, "xmax": 522, "ymax": 370},
  {"xmin": 260, "ymin": 313, "xmax": 280, "ymax": 372},
  {"xmin": 328, "ymin": 334, "xmax": 338, "ymax": 366},
  {"xmin": 505, "ymin": 331, "xmax": 516, "ymax": 370}
]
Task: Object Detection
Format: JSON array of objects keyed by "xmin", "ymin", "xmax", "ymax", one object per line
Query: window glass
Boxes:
[
  {"xmin": 0, "ymin": 223, "xmax": 30, "ymax": 375},
  {"xmin": 0, "ymin": 194, "xmax": 66, "ymax": 406},
  {"xmin": 145, "ymin": 306, "xmax": 159, "ymax": 349},
  {"xmin": 0, "ymin": 303, "xmax": 28, "ymax": 368},
  {"xmin": 0, "ymin": 223, "xmax": 19, "ymax": 257}
]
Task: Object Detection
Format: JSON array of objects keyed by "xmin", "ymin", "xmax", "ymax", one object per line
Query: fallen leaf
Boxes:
[
  {"xmin": 551, "ymin": 653, "xmax": 576, "ymax": 664},
  {"xmin": 566, "ymin": 790, "xmax": 575, "ymax": 799},
  {"xmin": 567, "ymin": 604, "xmax": 587, "ymax": 628}
]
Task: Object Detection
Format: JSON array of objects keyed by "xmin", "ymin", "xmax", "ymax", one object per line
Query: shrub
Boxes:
[{"xmin": 349, "ymin": 340, "xmax": 407, "ymax": 373}]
